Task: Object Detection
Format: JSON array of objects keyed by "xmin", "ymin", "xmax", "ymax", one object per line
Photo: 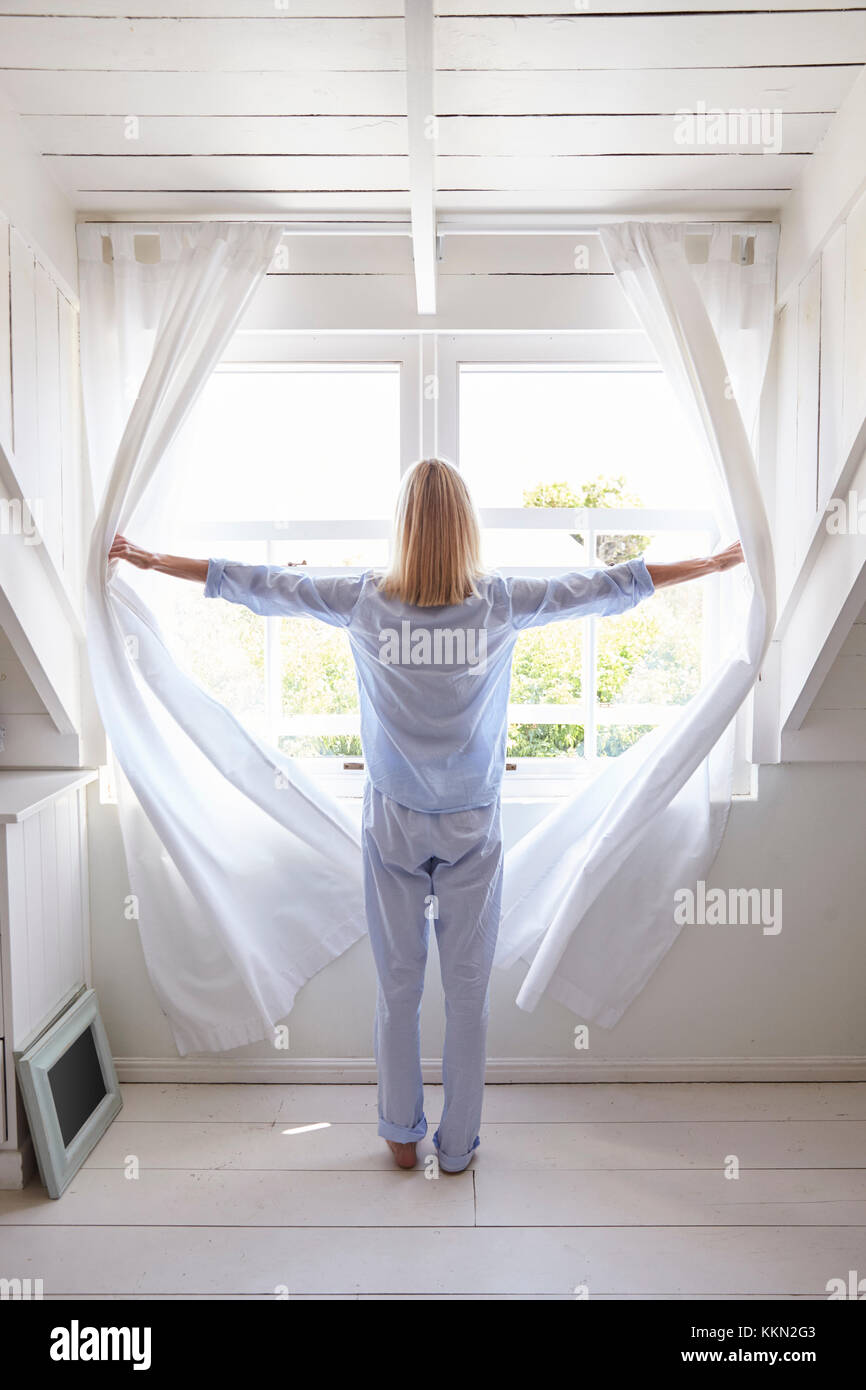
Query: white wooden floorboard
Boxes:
[
  {"xmin": 457, "ymin": 1082, "xmax": 866, "ymax": 1122},
  {"xmin": 117, "ymin": 1081, "xmax": 379, "ymax": 1123},
  {"xmin": 0, "ymin": 1224, "xmax": 861, "ymax": 1297},
  {"xmin": 475, "ymin": 1168, "xmax": 866, "ymax": 1227},
  {"xmin": 0, "ymin": 1168, "xmax": 474, "ymax": 1229},
  {"xmin": 80, "ymin": 1117, "xmax": 866, "ymax": 1172},
  {"xmin": 6, "ymin": 1084, "xmax": 862, "ymax": 1297},
  {"xmin": 481, "ymin": 1120, "xmax": 866, "ymax": 1170},
  {"xmin": 115, "ymin": 1081, "xmax": 866, "ymax": 1124}
]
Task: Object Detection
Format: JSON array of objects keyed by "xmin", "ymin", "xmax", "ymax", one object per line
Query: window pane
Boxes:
[
  {"xmin": 511, "ymin": 622, "xmax": 583, "ymax": 705},
  {"xmin": 169, "ymin": 365, "xmax": 401, "ymax": 524},
  {"xmin": 459, "ymin": 364, "xmax": 715, "ymax": 764},
  {"xmin": 596, "ymin": 531, "xmax": 706, "ymax": 717},
  {"xmin": 141, "ymin": 540, "xmax": 268, "ymax": 736},
  {"xmin": 272, "ymin": 539, "xmax": 389, "ymax": 569},
  {"xmin": 507, "ymin": 722, "xmax": 585, "ymax": 759},
  {"xmin": 481, "ymin": 527, "xmax": 589, "ymax": 570},
  {"xmin": 151, "ymin": 363, "xmax": 400, "ymax": 757},
  {"xmin": 597, "ymin": 725, "xmax": 654, "ymax": 758},
  {"xmin": 459, "ymin": 365, "xmax": 712, "ymax": 511}
]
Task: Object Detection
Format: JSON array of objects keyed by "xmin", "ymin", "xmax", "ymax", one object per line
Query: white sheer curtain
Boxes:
[
  {"xmin": 495, "ymin": 221, "xmax": 778, "ymax": 1024},
  {"xmin": 80, "ymin": 223, "xmax": 367, "ymax": 1054},
  {"xmin": 79, "ymin": 218, "xmax": 777, "ymax": 1055}
]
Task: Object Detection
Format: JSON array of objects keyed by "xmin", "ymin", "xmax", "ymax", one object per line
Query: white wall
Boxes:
[
  {"xmin": 0, "ymin": 97, "xmax": 86, "ymax": 765},
  {"xmin": 766, "ymin": 68, "xmax": 866, "ymax": 759},
  {"xmin": 0, "ymin": 98, "xmax": 77, "ymax": 291},
  {"xmin": 90, "ymin": 763, "xmax": 866, "ymax": 1075}
]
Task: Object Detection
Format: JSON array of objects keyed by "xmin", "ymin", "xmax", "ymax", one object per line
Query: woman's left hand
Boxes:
[{"xmin": 713, "ymin": 541, "xmax": 744, "ymax": 572}]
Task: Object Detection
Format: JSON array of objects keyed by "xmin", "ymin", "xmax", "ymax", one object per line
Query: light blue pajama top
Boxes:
[{"xmin": 204, "ymin": 557, "xmax": 655, "ymax": 814}]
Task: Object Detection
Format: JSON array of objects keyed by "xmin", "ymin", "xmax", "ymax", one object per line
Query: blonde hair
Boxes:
[{"xmin": 379, "ymin": 457, "xmax": 484, "ymax": 608}]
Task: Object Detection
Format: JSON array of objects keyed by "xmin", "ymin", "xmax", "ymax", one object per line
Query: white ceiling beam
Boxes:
[{"xmin": 404, "ymin": 0, "xmax": 436, "ymax": 315}]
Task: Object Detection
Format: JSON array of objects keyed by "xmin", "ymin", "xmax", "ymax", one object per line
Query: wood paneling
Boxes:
[
  {"xmin": 435, "ymin": 13, "xmax": 866, "ymax": 69},
  {"xmin": 7, "ymin": 790, "xmax": 86, "ymax": 1052},
  {"xmin": 5, "ymin": 227, "xmax": 78, "ymax": 582},
  {"xmin": 794, "ymin": 259, "xmax": 821, "ymax": 558},
  {"xmin": 0, "ymin": 69, "xmax": 408, "ymax": 117},
  {"xmin": 43, "ymin": 153, "xmax": 806, "ymax": 198},
  {"xmin": 23, "ymin": 112, "xmax": 830, "ymax": 159},
  {"xmin": 45, "ymin": 154, "xmax": 409, "ymax": 194},
  {"xmin": 238, "ymin": 270, "xmax": 638, "ymax": 333},
  {"xmin": 69, "ymin": 189, "xmax": 790, "ymax": 219},
  {"xmin": 0, "ymin": 17, "xmax": 406, "ymax": 71},
  {"xmin": 8, "ymin": 231, "xmax": 38, "ymax": 496},
  {"xmin": 0, "ymin": 8, "xmax": 859, "ymax": 219},
  {"xmin": 57, "ymin": 292, "xmax": 81, "ymax": 591},
  {"xmin": 0, "ymin": 631, "xmax": 45, "ymax": 715},
  {"xmin": 27, "ymin": 115, "xmax": 409, "ymax": 158},
  {"xmin": 437, "ymin": 154, "xmax": 806, "ymax": 192},
  {"xmin": 35, "ymin": 263, "xmax": 62, "ymax": 568},
  {"xmin": 842, "ymin": 186, "xmax": 866, "ymax": 455},
  {"xmin": 2, "ymin": 66, "xmax": 856, "ymax": 119},
  {"xmin": 0, "ymin": 219, "xmax": 10, "ymax": 457},
  {"xmin": 817, "ymin": 224, "xmax": 846, "ymax": 513},
  {"xmin": 774, "ymin": 301, "xmax": 799, "ymax": 603},
  {"xmin": 0, "ymin": 0, "xmax": 856, "ymax": 13},
  {"xmin": 0, "ymin": 13, "xmax": 862, "ymax": 72}
]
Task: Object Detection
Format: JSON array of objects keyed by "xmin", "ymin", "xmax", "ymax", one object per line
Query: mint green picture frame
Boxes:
[{"xmin": 15, "ymin": 988, "xmax": 123, "ymax": 1199}]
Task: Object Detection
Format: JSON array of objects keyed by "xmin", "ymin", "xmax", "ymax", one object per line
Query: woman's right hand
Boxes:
[{"xmin": 109, "ymin": 534, "xmax": 156, "ymax": 569}]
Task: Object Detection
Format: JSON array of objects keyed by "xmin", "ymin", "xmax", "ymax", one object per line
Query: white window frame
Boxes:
[
  {"xmin": 190, "ymin": 330, "xmax": 753, "ymax": 800},
  {"xmin": 437, "ymin": 337, "xmax": 755, "ymax": 798}
]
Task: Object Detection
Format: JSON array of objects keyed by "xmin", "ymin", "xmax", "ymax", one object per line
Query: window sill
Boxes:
[
  {"xmin": 300, "ymin": 760, "xmax": 608, "ymax": 805},
  {"xmin": 297, "ymin": 758, "xmax": 758, "ymax": 805}
]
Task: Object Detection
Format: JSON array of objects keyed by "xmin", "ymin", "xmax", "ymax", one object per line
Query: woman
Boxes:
[{"xmin": 110, "ymin": 457, "xmax": 743, "ymax": 1173}]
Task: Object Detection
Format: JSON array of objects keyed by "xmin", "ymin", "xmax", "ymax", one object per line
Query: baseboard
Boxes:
[{"xmin": 113, "ymin": 1055, "xmax": 866, "ymax": 1084}]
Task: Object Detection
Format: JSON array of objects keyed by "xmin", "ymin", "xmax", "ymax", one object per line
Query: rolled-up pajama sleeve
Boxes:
[
  {"xmin": 203, "ymin": 559, "xmax": 365, "ymax": 627},
  {"xmin": 508, "ymin": 557, "xmax": 655, "ymax": 630},
  {"xmin": 204, "ymin": 557, "xmax": 228, "ymax": 599}
]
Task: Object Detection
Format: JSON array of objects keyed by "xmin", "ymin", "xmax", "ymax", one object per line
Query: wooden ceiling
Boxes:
[{"xmin": 0, "ymin": 2, "xmax": 863, "ymax": 222}]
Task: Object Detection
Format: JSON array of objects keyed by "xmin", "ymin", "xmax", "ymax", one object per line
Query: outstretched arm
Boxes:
[
  {"xmin": 109, "ymin": 534, "xmax": 306, "ymax": 583},
  {"xmin": 646, "ymin": 541, "xmax": 743, "ymax": 591},
  {"xmin": 509, "ymin": 541, "xmax": 744, "ymax": 629},
  {"xmin": 109, "ymin": 535, "xmax": 363, "ymax": 627},
  {"xmin": 109, "ymin": 535, "xmax": 209, "ymax": 583}
]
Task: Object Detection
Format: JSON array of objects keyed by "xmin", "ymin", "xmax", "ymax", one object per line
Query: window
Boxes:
[
  {"xmin": 143, "ymin": 334, "xmax": 741, "ymax": 799},
  {"xmin": 456, "ymin": 361, "xmax": 717, "ymax": 775},
  {"xmin": 142, "ymin": 353, "xmax": 407, "ymax": 766}
]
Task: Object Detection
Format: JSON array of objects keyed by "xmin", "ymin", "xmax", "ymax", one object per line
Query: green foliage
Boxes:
[
  {"xmin": 279, "ymin": 734, "xmax": 363, "ymax": 758},
  {"xmin": 279, "ymin": 619, "xmax": 358, "ymax": 715},
  {"xmin": 510, "ymin": 622, "xmax": 582, "ymax": 703},
  {"xmin": 597, "ymin": 724, "xmax": 654, "ymax": 757},
  {"xmin": 522, "ymin": 474, "xmax": 650, "ymax": 564},
  {"xmin": 507, "ymin": 723, "xmax": 584, "ymax": 758}
]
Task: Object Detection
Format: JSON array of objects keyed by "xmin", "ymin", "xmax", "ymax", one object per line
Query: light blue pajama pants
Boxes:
[{"xmin": 361, "ymin": 780, "xmax": 504, "ymax": 1172}]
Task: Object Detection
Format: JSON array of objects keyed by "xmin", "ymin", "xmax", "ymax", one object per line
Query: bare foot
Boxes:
[{"xmin": 386, "ymin": 1140, "xmax": 417, "ymax": 1169}]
